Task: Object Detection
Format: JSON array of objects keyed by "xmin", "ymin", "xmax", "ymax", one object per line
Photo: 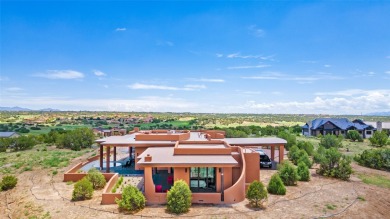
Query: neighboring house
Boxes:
[
  {"xmin": 0, "ymin": 131, "xmax": 20, "ymax": 138},
  {"xmin": 93, "ymin": 127, "xmax": 127, "ymax": 137},
  {"xmin": 363, "ymin": 121, "xmax": 390, "ymax": 134},
  {"xmin": 302, "ymin": 118, "xmax": 376, "ymax": 139}
]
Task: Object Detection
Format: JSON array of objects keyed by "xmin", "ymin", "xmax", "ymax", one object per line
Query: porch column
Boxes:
[
  {"xmin": 279, "ymin": 145, "xmax": 284, "ymax": 163},
  {"xmin": 106, "ymin": 146, "xmax": 110, "ymax": 173},
  {"xmin": 99, "ymin": 144, "xmax": 103, "ymax": 170},
  {"xmin": 271, "ymin": 145, "xmax": 275, "ymax": 160},
  {"xmin": 129, "ymin": 146, "xmax": 133, "ymax": 159},
  {"xmin": 113, "ymin": 146, "xmax": 117, "ymax": 167}
]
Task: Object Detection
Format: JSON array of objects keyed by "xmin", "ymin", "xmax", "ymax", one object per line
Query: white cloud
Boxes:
[
  {"xmin": 156, "ymin": 40, "xmax": 174, "ymax": 46},
  {"xmin": 189, "ymin": 78, "xmax": 225, "ymax": 83},
  {"xmin": 5, "ymin": 87, "xmax": 23, "ymax": 91},
  {"xmin": 103, "ymin": 85, "xmax": 109, "ymax": 88},
  {"xmin": 184, "ymin": 84, "xmax": 206, "ymax": 89},
  {"xmin": 385, "ymin": 71, "xmax": 390, "ymax": 75},
  {"xmin": 35, "ymin": 70, "xmax": 84, "ymax": 80},
  {"xmin": 242, "ymin": 89, "xmax": 390, "ymax": 114},
  {"xmin": 93, "ymin": 70, "xmax": 106, "ymax": 77},
  {"xmin": 216, "ymin": 53, "xmax": 223, "ymax": 58},
  {"xmin": 128, "ymin": 83, "xmax": 206, "ymax": 91},
  {"xmin": 227, "ymin": 64, "xmax": 270, "ymax": 69},
  {"xmin": 225, "ymin": 53, "xmax": 275, "ymax": 61},
  {"xmin": 315, "ymin": 89, "xmax": 390, "ymax": 97},
  {"xmin": 324, "ymin": 64, "xmax": 331, "ymax": 68},
  {"xmin": 242, "ymin": 72, "xmax": 343, "ymax": 83},
  {"xmin": 115, "ymin": 28, "xmax": 126, "ymax": 31},
  {"xmin": 248, "ymin": 25, "xmax": 265, "ymax": 37}
]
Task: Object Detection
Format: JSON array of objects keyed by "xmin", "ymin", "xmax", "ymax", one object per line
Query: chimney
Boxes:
[
  {"xmin": 145, "ymin": 154, "xmax": 152, "ymax": 162},
  {"xmin": 377, "ymin": 121, "xmax": 383, "ymax": 132}
]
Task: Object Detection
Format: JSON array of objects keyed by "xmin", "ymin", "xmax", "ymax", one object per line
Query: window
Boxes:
[
  {"xmin": 190, "ymin": 167, "xmax": 216, "ymax": 193},
  {"xmin": 366, "ymin": 131, "xmax": 372, "ymax": 135}
]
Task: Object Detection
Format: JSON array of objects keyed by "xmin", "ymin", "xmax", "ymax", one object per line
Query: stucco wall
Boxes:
[
  {"xmin": 223, "ymin": 147, "xmax": 246, "ymax": 204},
  {"xmin": 244, "ymin": 152, "xmax": 260, "ymax": 184},
  {"xmin": 101, "ymin": 173, "xmax": 122, "ymax": 205}
]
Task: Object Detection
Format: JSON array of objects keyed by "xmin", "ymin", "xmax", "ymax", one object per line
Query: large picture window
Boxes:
[{"xmin": 190, "ymin": 167, "xmax": 216, "ymax": 193}]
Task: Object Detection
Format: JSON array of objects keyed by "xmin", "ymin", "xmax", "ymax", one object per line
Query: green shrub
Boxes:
[
  {"xmin": 297, "ymin": 141, "xmax": 314, "ymax": 156},
  {"xmin": 347, "ymin": 130, "xmax": 362, "ymax": 142},
  {"xmin": 287, "ymin": 145, "xmax": 300, "ymax": 162},
  {"xmin": 267, "ymin": 174, "xmax": 286, "ymax": 195},
  {"xmin": 277, "ymin": 131, "xmax": 296, "ymax": 150},
  {"xmin": 334, "ymin": 156, "xmax": 352, "ymax": 180},
  {"xmin": 167, "ymin": 180, "xmax": 192, "ymax": 214},
  {"xmin": 319, "ymin": 134, "xmax": 342, "ymax": 149},
  {"xmin": 1, "ymin": 175, "xmax": 18, "ymax": 190},
  {"xmin": 369, "ymin": 131, "xmax": 389, "ymax": 147},
  {"xmin": 297, "ymin": 150, "xmax": 312, "ymax": 168},
  {"xmin": 116, "ymin": 185, "xmax": 145, "ymax": 212},
  {"xmin": 313, "ymin": 146, "xmax": 326, "ymax": 164},
  {"xmin": 72, "ymin": 177, "xmax": 93, "ymax": 201},
  {"xmin": 246, "ymin": 180, "xmax": 268, "ymax": 208},
  {"xmin": 316, "ymin": 147, "xmax": 352, "ymax": 180},
  {"xmin": 297, "ymin": 162, "xmax": 310, "ymax": 181},
  {"xmin": 278, "ymin": 161, "xmax": 299, "ymax": 186},
  {"xmin": 87, "ymin": 168, "xmax": 106, "ymax": 190},
  {"xmin": 354, "ymin": 148, "xmax": 390, "ymax": 171}
]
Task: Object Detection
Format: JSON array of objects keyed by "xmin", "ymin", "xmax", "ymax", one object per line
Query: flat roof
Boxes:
[
  {"xmin": 137, "ymin": 147, "xmax": 238, "ymax": 166},
  {"xmin": 177, "ymin": 144, "xmax": 226, "ymax": 149},
  {"xmin": 96, "ymin": 132, "xmax": 286, "ymax": 146},
  {"xmin": 225, "ymin": 137, "xmax": 287, "ymax": 145}
]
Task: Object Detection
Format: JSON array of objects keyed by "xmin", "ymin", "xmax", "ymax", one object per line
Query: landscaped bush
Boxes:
[
  {"xmin": 267, "ymin": 174, "xmax": 286, "ymax": 195},
  {"xmin": 167, "ymin": 180, "xmax": 192, "ymax": 214},
  {"xmin": 87, "ymin": 168, "xmax": 106, "ymax": 189},
  {"xmin": 346, "ymin": 130, "xmax": 362, "ymax": 142},
  {"xmin": 319, "ymin": 134, "xmax": 342, "ymax": 149},
  {"xmin": 315, "ymin": 147, "xmax": 352, "ymax": 180},
  {"xmin": 313, "ymin": 146, "xmax": 326, "ymax": 164},
  {"xmin": 277, "ymin": 131, "xmax": 296, "ymax": 150},
  {"xmin": 287, "ymin": 145, "xmax": 299, "ymax": 162},
  {"xmin": 297, "ymin": 162, "xmax": 310, "ymax": 181},
  {"xmin": 354, "ymin": 148, "xmax": 390, "ymax": 171},
  {"xmin": 297, "ymin": 141, "xmax": 314, "ymax": 156},
  {"xmin": 334, "ymin": 156, "xmax": 353, "ymax": 180},
  {"xmin": 278, "ymin": 161, "xmax": 299, "ymax": 186},
  {"xmin": 1, "ymin": 175, "xmax": 18, "ymax": 191},
  {"xmin": 72, "ymin": 177, "xmax": 93, "ymax": 201},
  {"xmin": 246, "ymin": 180, "xmax": 268, "ymax": 208},
  {"xmin": 369, "ymin": 131, "xmax": 389, "ymax": 147},
  {"xmin": 116, "ymin": 185, "xmax": 145, "ymax": 213},
  {"xmin": 297, "ymin": 150, "xmax": 312, "ymax": 168}
]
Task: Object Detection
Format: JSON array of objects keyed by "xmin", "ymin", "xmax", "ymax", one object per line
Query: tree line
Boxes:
[{"xmin": 0, "ymin": 127, "xmax": 95, "ymax": 152}]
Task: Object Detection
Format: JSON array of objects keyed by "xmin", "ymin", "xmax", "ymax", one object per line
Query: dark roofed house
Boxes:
[
  {"xmin": 0, "ymin": 132, "xmax": 19, "ymax": 138},
  {"xmin": 302, "ymin": 118, "xmax": 376, "ymax": 139}
]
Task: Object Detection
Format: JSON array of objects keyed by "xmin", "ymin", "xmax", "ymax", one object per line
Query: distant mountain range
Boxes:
[
  {"xmin": 365, "ymin": 111, "xmax": 390, "ymax": 116},
  {"xmin": 0, "ymin": 106, "xmax": 61, "ymax": 112}
]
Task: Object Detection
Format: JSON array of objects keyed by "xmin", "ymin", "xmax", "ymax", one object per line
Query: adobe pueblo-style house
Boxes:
[
  {"xmin": 68, "ymin": 128, "xmax": 286, "ymax": 205},
  {"xmin": 302, "ymin": 118, "xmax": 376, "ymax": 139}
]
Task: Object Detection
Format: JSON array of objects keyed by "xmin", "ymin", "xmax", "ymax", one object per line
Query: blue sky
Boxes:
[{"xmin": 1, "ymin": 1, "xmax": 390, "ymax": 114}]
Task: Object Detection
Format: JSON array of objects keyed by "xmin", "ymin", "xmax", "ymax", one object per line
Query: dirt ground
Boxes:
[{"xmin": 1, "ymin": 153, "xmax": 390, "ymax": 219}]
